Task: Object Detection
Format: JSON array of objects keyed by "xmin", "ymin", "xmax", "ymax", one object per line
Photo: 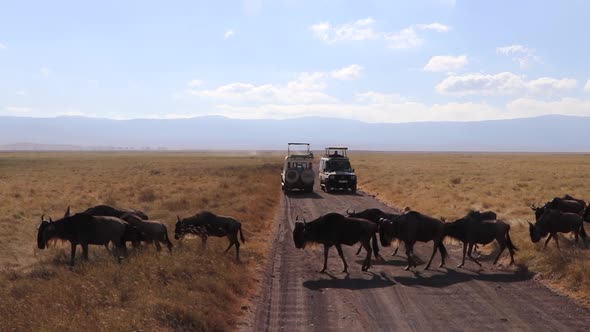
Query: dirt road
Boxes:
[{"xmin": 252, "ymin": 184, "xmax": 590, "ymax": 331}]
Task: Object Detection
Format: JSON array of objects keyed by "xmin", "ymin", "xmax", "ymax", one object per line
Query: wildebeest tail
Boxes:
[
  {"xmin": 580, "ymin": 222, "xmax": 588, "ymax": 239},
  {"xmin": 239, "ymin": 223, "xmax": 246, "ymax": 243},
  {"xmin": 506, "ymin": 227, "xmax": 519, "ymax": 251}
]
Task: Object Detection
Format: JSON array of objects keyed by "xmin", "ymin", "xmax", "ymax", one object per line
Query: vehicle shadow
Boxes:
[
  {"xmin": 325, "ymin": 190, "xmax": 363, "ymax": 197},
  {"xmin": 286, "ymin": 191, "xmax": 324, "ymax": 199},
  {"xmin": 354, "ymin": 257, "xmax": 409, "ymax": 267},
  {"xmin": 393, "ymin": 267, "xmax": 533, "ymax": 288},
  {"xmin": 303, "ymin": 271, "xmax": 395, "ymax": 291}
]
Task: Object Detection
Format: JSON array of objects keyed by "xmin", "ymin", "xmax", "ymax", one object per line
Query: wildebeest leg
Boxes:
[
  {"xmin": 81, "ymin": 243, "xmax": 89, "ymax": 261},
  {"xmin": 458, "ymin": 242, "xmax": 468, "ymax": 268},
  {"xmin": 424, "ymin": 241, "xmax": 439, "ymax": 270},
  {"xmin": 544, "ymin": 234, "xmax": 553, "ymax": 248},
  {"xmin": 553, "ymin": 233, "xmax": 560, "ymax": 249},
  {"xmin": 321, "ymin": 244, "xmax": 331, "ymax": 273},
  {"xmin": 154, "ymin": 240, "xmax": 162, "ymax": 252},
  {"xmin": 362, "ymin": 239, "xmax": 373, "ymax": 271},
  {"xmin": 70, "ymin": 243, "xmax": 77, "ymax": 266},
  {"xmin": 235, "ymin": 238, "xmax": 241, "ymax": 262},
  {"xmin": 355, "ymin": 243, "xmax": 363, "ymax": 255},
  {"xmin": 391, "ymin": 243, "xmax": 399, "ymax": 256},
  {"xmin": 404, "ymin": 242, "xmax": 414, "ymax": 271},
  {"xmin": 467, "ymin": 243, "xmax": 482, "ymax": 266},
  {"xmin": 335, "ymin": 244, "xmax": 348, "ymax": 273},
  {"xmin": 371, "ymin": 234, "xmax": 382, "ymax": 261},
  {"xmin": 493, "ymin": 239, "xmax": 507, "ymax": 265}
]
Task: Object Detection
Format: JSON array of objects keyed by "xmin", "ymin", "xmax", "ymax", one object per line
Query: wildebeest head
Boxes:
[
  {"xmin": 174, "ymin": 215, "xmax": 186, "ymax": 240},
  {"xmin": 37, "ymin": 215, "xmax": 55, "ymax": 249},
  {"xmin": 530, "ymin": 203, "xmax": 545, "ymax": 221},
  {"xmin": 293, "ymin": 216, "xmax": 307, "ymax": 249},
  {"xmin": 378, "ymin": 218, "xmax": 394, "ymax": 247},
  {"xmin": 528, "ymin": 221, "xmax": 542, "ymax": 243}
]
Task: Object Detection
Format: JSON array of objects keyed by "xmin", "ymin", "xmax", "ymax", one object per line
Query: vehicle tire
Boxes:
[
  {"xmin": 285, "ymin": 170, "xmax": 299, "ymax": 184},
  {"xmin": 351, "ymin": 184, "xmax": 357, "ymax": 193}
]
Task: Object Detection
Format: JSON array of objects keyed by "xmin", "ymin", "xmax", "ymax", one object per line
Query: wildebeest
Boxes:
[
  {"xmin": 120, "ymin": 213, "xmax": 173, "ymax": 252},
  {"xmin": 346, "ymin": 208, "xmax": 399, "ymax": 259},
  {"xmin": 292, "ymin": 213, "xmax": 377, "ymax": 273},
  {"xmin": 378, "ymin": 210, "xmax": 447, "ymax": 271},
  {"xmin": 531, "ymin": 195, "xmax": 586, "ymax": 221},
  {"xmin": 444, "ymin": 211, "xmax": 517, "ymax": 268},
  {"xmin": 65, "ymin": 206, "xmax": 144, "ymax": 249},
  {"xmin": 175, "ymin": 211, "xmax": 245, "ymax": 261},
  {"xmin": 528, "ymin": 209, "xmax": 587, "ymax": 249},
  {"xmin": 83, "ymin": 204, "xmax": 149, "ymax": 220},
  {"xmin": 37, "ymin": 213, "xmax": 128, "ymax": 266}
]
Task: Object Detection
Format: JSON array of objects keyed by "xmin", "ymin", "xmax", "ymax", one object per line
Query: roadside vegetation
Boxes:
[
  {"xmin": 354, "ymin": 152, "xmax": 590, "ymax": 306},
  {"xmin": 0, "ymin": 152, "xmax": 282, "ymax": 331}
]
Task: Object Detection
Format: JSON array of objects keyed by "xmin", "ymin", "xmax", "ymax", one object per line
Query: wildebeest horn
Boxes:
[
  {"xmin": 441, "ymin": 217, "xmax": 447, "ymax": 222},
  {"xmin": 177, "ymin": 215, "xmax": 181, "ymax": 222},
  {"xmin": 303, "ymin": 217, "xmax": 307, "ymax": 224},
  {"xmin": 41, "ymin": 214, "xmax": 45, "ymax": 222},
  {"xmin": 346, "ymin": 208, "xmax": 350, "ymax": 215},
  {"xmin": 49, "ymin": 216, "xmax": 53, "ymax": 222},
  {"xmin": 527, "ymin": 221, "xmax": 534, "ymax": 227}
]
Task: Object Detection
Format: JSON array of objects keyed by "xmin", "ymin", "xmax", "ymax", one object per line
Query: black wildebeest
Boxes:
[
  {"xmin": 531, "ymin": 195, "xmax": 586, "ymax": 221},
  {"xmin": 37, "ymin": 213, "xmax": 128, "ymax": 266},
  {"xmin": 120, "ymin": 213, "xmax": 173, "ymax": 252},
  {"xmin": 528, "ymin": 209, "xmax": 587, "ymax": 249},
  {"xmin": 292, "ymin": 213, "xmax": 377, "ymax": 273},
  {"xmin": 346, "ymin": 208, "xmax": 401, "ymax": 257},
  {"xmin": 175, "ymin": 211, "xmax": 245, "ymax": 261},
  {"xmin": 444, "ymin": 211, "xmax": 517, "ymax": 268},
  {"xmin": 83, "ymin": 204, "xmax": 149, "ymax": 220},
  {"xmin": 378, "ymin": 210, "xmax": 447, "ymax": 271}
]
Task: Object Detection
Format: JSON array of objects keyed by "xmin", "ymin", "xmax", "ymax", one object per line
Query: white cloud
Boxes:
[
  {"xmin": 385, "ymin": 23, "xmax": 450, "ymax": 49},
  {"xmin": 311, "ymin": 18, "xmax": 449, "ymax": 49},
  {"xmin": 436, "ymin": 72, "xmax": 577, "ymax": 95},
  {"xmin": 584, "ymin": 79, "xmax": 590, "ymax": 92},
  {"xmin": 188, "ymin": 79, "xmax": 204, "ymax": 87},
  {"xmin": 507, "ymin": 97, "xmax": 590, "ymax": 118},
  {"xmin": 310, "ymin": 18, "xmax": 378, "ymax": 42},
  {"xmin": 187, "ymin": 65, "xmax": 363, "ymax": 104},
  {"xmin": 5, "ymin": 106, "xmax": 32, "ymax": 114},
  {"xmin": 331, "ymin": 64, "xmax": 363, "ymax": 80},
  {"xmin": 224, "ymin": 29, "xmax": 235, "ymax": 39},
  {"xmin": 0, "ymin": 42, "xmax": 6, "ymax": 50},
  {"xmin": 417, "ymin": 23, "xmax": 450, "ymax": 33},
  {"xmin": 496, "ymin": 44, "xmax": 541, "ymax": 69},
  {"xmin": 424, "ymin": 55, "xmax": 468, "ymax": 72},
  {"xmin": 40, "ymin": 67, "xmax": 51, "ymax": 77}
]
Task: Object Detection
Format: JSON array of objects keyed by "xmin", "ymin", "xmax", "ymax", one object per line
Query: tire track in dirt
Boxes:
[{"xmin": 253, "ymin": 183, "xmax": 590, "ymax": 331}]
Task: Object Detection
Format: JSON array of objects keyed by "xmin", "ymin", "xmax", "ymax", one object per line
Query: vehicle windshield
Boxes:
[{"xmin": 326, "ymin": 160, "xmax": 352, "ymax": 172}]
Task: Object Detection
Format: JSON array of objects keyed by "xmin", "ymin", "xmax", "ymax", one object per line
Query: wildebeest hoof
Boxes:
[
  {"xmin": 423, "ymin": 266, "xmax": 430, "ymax": 271},
  {"xmin": 457, "ymin": 264, "xmax": 464, "ymax": 268},
  {"xmin": 404, "ymin": 266, "xmax": 410, "ymax": 271}
]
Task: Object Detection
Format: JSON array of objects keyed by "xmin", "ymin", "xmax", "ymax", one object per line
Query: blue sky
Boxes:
[{"xmin": 1, "ymin": 0, "xmax": 590, "ymax": 122}]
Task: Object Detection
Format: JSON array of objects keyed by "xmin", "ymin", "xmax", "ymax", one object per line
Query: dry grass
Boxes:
[
  {"xmin": 0, "ymin": 152, "xmax": 282, "ymax": 331},
  {"xmin": 353, "ymin": 152, "xmax": 590, "ymax": 305}
]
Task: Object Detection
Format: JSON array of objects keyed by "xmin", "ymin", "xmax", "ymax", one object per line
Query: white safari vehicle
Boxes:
[
  {"xmin": 319, "ymin": 147, "xmax": 357, "ymax": 193},
  {"xmin": 281, "ymin": 143, "xmax": 315, "ymax": 193}
]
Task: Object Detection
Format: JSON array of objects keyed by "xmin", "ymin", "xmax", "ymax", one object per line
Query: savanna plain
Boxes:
[{"xmin": 1, "ymin": 152, "xmax": 589, "ymax": 331}]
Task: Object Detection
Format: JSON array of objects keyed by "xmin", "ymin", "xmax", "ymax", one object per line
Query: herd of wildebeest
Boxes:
[
  {"xmin": 37, "ymin": 194, "xmax": 588, "ymax": 272},
  {"xmin": 37, "ymin": 205, "xmax": 245, "ymax": 266},
  {"xmin": 293, "ymin": 194, "xmax": 589, "ymax": 272}
]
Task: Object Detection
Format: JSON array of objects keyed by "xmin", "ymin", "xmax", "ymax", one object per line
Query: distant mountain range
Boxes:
[{"xmin": 0, "ymin": 115, "xmax": 588, "ymax": 152}]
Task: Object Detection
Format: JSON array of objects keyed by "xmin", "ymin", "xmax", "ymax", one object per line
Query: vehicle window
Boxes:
[{"xmin": 326, "ymin": 160, "xmax": 352, "ymax": 172}]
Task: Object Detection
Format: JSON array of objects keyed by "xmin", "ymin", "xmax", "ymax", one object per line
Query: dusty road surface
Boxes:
[{"xmin": 252, "ymin": 183, "xmax": 590, "ymax": 331}]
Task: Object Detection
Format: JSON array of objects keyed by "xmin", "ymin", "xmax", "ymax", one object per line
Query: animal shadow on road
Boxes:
[
  {"xmin": 286, "ymin": 191, "xmax": 324, "ymax": 200},
  {"xmin": 393, "ymin": 268, "xmax": 533, "ymax": 288},
  {"xmin": 325, "ymin": 191, "xmax": 363, "ymax": 197},
  {"xmin": 303, "ymin": 272, "xmax": 395, "ymax": 291}
]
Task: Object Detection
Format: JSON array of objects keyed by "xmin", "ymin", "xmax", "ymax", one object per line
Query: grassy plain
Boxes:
[
  {"xmin": 354, "ymin": 152, "xmax": 590, "ymax": 305},
  {"xmin": 0, "ymin": 152, "xmax": 282, "ymax": 331}
]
